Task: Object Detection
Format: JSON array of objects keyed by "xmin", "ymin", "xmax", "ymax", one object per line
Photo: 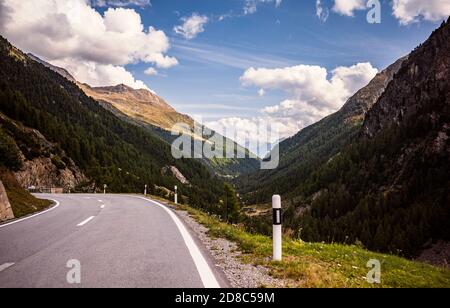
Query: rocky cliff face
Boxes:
[
  {"xmin": 364, "ymin": 18, "xmax": 450, "ymax": 139},
  {"xmin": 0, "ymin": 112, "xmax": 86, "ymax": 191},
  {"xmin": 342, "ymin": 56, "xmax": 407, "ymax": 120}
]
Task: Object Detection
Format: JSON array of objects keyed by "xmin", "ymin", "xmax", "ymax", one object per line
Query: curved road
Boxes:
[{"xmin": 0, "ymin": 194, "xmax": 227, "ymax": 288}]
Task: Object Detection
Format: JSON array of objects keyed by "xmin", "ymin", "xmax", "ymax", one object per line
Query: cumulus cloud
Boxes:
[
  {"xmin": 241, "ymin": 63, "xmax": 377, "ymax": 111},
  {"xmin": 392, "ymin": 0, "xmax": 450, "ymax": 25},
  {"xmin": 208, "ymin": 62, "xmax": 378, "ymax": 150},
  {"xmin": 144, "ymin": 67, "xmax": 158, "ymax": 76},
  {"xmin": 0, "ymin": 0, "xmax": 177, "ymax": 89},
  {"xmin": 332, "ymin": 0, "xmax": 366, "ymax": 17},
  {"xmin": 174, "ymin": 13, "xmax": 209, "ymax": 40}
]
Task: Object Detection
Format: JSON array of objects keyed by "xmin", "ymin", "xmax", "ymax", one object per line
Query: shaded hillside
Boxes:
[
  {"xmin": 0, "ymin": 36, "xmax": 224, "ymax": 212},
  {"xmin": 237, "ymin": 57, "xmax": 405, "ymax": 204},
  {"xmin": 276, "ymin": 19, "xmax": 450, "ymax": 257}
]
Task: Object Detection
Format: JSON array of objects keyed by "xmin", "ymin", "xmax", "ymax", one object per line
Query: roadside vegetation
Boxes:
[
  {"xmin": 150, "ymin": 195, "xmax": 450, "ymax": 288},
  {"xmin": 184, "ymin": 205, "xmax": 450, "ymax": 288}
]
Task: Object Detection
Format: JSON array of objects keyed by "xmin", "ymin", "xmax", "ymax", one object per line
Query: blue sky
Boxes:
[
  {"xmin": 1, "ymin": 0, "xmax": 448, "ymax": 149},
  {"xmin": 114, "ymin": 0, "xmax": 442, "ymax": 127}
]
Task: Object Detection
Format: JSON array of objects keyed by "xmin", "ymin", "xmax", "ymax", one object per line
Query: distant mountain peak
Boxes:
[
  {"xmin": 95, "ymin": 84, "xmax": 137, "ymax": 93},
  {"xmin": 340, "ymin": 56, "xmax": 407, "ymax": 120}
]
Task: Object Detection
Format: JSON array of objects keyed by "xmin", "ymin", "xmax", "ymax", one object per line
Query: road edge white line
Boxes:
[
  {"xmin": 0, "ymin": 262, "xmax": 15, "ymax": 272},
  {"xmin": 0, "ymin": 199, "xmax": 60, "ymax": 229},
  {"xmin": 134, "ymin": 196, "xmax": 221, "ymax": 289},
  {"xmin": 77, "ymin": 216, "xmax": 95, "ymax": 227}
]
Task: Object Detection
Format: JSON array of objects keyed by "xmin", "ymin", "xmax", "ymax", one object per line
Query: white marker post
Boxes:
[
  {"xmin": 103, "ymin": 184, "xmax": 107, "ymax": 195},
  {"xmin": 272, "ymin": 195, "xmax": 282, "ymax": 261},
  {"xmin": 144, "ymin": 185, "xmax": 147, "ymax": 196},
  {"xmin": 174, "ymin": 186, "xmax": 178, "ymax": 204}
]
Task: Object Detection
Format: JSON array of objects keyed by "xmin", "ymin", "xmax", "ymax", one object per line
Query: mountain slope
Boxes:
[
  {"xmin": 80, "ymin": 83, "xmax": 260, "ymax": 177},
  {"xmin": 249, "ymin": 18, "xmax": 450, "ymax": 257},
  {"xmin": 0, "ymin": 36, "xmax": 224, "ymax": 212},
  {"xmin": 238, "ymin": 56, "xmax": 406, "ymax": 203},
  {"xmin": 29, "ymin": 54, "xmax": 259, "ymax": 177},
  {"xmin": 79, "ymin": 83, "xmax": 193, "ymax": 132}
]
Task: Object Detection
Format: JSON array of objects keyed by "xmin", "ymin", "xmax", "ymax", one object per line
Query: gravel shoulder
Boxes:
[{"xmin": 175, "ymin": 209, "xmax": 286, "ymax": 288}]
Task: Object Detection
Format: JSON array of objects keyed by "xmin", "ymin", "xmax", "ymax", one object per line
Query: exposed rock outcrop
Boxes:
[
  {"xmin": 14, "ymin": 157, "xmax": 85, "ymax": 191},
  {"xmin": 0, "ymin": 112, "xmax": 86, "ymax": 191},
  {"xmin": 162, "ymin": 166, "xmax": 190, "ymax": 185},
  {"xmin": 0, "ymin": 180, "xmax": 14, "ymax": 222}
]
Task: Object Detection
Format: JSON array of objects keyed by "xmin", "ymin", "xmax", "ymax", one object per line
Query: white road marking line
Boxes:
[
  {"xmin": 77, "ymin": 216, "xmax": 95, "ymax": 227},
  {"xmin": 0, "ymin": 200, "xmax": 60, "ymax": 229},
  {"xmin": 0, "ymin": 263, "xmax": 15, "ymax": 272},
  {"xmin": 134, "ymin": 196, "xmax": 221, "ymax": 288},
  {"xmin": 98, "ymin": 200, "xmax": 103, "ymax": 203},
  {"xmin": 100, "ymin": 204, "xmax": 105, "ymax": 209}
]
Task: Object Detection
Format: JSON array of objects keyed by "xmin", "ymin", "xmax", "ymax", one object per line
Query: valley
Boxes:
[{"xmin": 0, "ymin": 1, "xmax": 449, "ymax": 289}]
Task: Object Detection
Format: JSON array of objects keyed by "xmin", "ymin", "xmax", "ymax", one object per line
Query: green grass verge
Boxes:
[{"xmin": 174, "ymin": 203, "xmax": 450, "ymax": 288}]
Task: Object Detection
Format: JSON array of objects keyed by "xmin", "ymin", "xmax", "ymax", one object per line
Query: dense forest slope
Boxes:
[
  {"xmin": 29, "ymin": 55, "xmax": 259, "ymax": 177},
  {"xmin": 243, "ymin": 19, "xmax": 450, "ymax": 257},
  {"xmin": 0, "ymin": 36, "xmax": 224, "ymax": 213}
]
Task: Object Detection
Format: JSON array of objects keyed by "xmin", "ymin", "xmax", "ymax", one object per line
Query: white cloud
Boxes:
[
  {"xmin": 331, "ymin": 0, "xmax": 450, "ymax": 25},
  {"xmin": 243, "ymin": 0, "xmax": 282, "ymax": 15},
  {"xmin": 241, "ymin": 63, "xmax": 377, "ymax": 111},
  {"xmin": 316, "ymin": 0, "xmax": 330, "ymax": 22},
  {"xmin": 206, "ymin": 116, "xmax": 288, "ymax": 157},
  {"xmin": 54, "ymin": 59, "xmax": 150, "ymax": 90},
  {"xmin": 258, "ymin": 89, "xmax": 266, "ymax": 97},
  {"xmin": 392, "ymin": 0, "xmax": 450, "ymax": 25},
  {"xmin": 0, "ymin": 0, "xmax": 177, "ymax": 89},
  {"xmin": 174, "ymin": 13, "xmax": 209, "ymax": 40},
  {"xmin": 144, "ymin": 67, "xmax": 158, "ymax": 76},
  {"xmin": 332, "ymin": 0, "xmax": 366, "ymax": 17},
  {"xmin": 214, "ymin": 62, "xmax": 378, "ymax": 145},
  {"xmin": 89, "ymin": 0, "xmax": 151, "ymax": 7}
]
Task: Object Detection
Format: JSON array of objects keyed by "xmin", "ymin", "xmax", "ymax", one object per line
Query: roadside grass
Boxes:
[
  {"xmin": 165, "ymin": 201, "xmax": 450, "ymax": 288},
  {"xmin": 0, "ymin": 170, "xmax": 52, "ymax": 218}
]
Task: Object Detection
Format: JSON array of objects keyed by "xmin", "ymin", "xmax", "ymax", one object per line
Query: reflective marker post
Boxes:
[
  {"xmin": 174, "ymin": 186, "xmax": 178, "ymax": 204},
  {"xmin": 273, "ymin": 195, "xmax": 282, "ymax": 261},
  {"xmin": 144, "ymin": 184, "xmax": 147, "ymax": 196}
]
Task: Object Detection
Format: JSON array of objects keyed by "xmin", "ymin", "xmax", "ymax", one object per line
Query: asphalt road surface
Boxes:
[{"xmin": 0, "ymin": 194, "xmax": 227, "ymax": 288}]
